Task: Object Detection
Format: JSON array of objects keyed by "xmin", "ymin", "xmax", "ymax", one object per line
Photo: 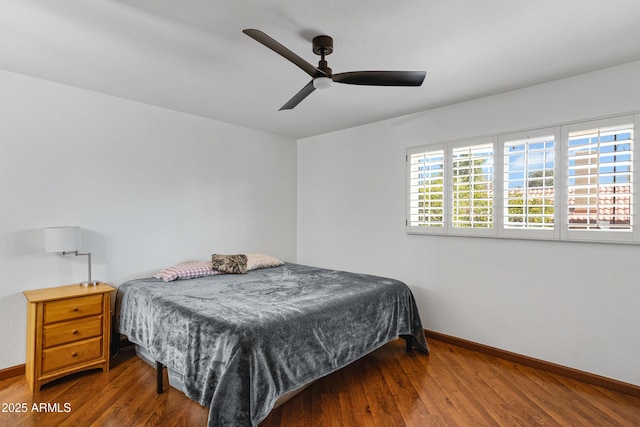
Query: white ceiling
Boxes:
[{"xmin": 2, "ymin": 0, "xmax": 640, "ymax": 139}]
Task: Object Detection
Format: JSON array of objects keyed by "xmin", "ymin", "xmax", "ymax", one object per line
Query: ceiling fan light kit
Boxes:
[
  {"xmin": 313, "ymin": 77, "xmax": 332, "ymax": 90},
  {"xmin": 243, "ymin": 29, "xmax": 426, "ymax": 110}
]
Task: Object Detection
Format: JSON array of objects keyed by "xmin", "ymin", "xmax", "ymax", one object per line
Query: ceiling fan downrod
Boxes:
[{"xmin": 312, "ymin": 35, "xmax": 333, "ymax": 76}]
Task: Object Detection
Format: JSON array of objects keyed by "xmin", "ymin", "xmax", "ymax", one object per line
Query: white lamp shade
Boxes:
[{"xmin": 45, "ymin": 226, "xmax": 81, "ymax": 253}]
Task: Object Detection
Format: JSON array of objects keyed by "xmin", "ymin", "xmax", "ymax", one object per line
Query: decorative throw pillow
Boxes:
[
  {"xmin": 245, "ymin": 253, "xmax": 284, "ymax": 270},
  {"xmin": 211, "ymin": 254, "xmax": 248, "ymax": 274},
  {"xmin": 153, "ymin": 261, "xmax": 221, "ymax": 282}
]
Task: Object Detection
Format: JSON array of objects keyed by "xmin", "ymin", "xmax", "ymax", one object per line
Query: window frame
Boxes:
[
  {"xmin": 406, "ymin": 144, "xmax": 447, "ymax": 234},
  {"xmin": 447, "ymin": 137, "xmax": 497, "ymax": 237},
  {"xmin": 406, "ymin": 112, "xmax": 640, "ymax": 244},
  {"xmin": 498, "ymin": 127, "xmax": 561, "ymax": 241},
  {"xmin": 561, "ymin": 115, "xmax": 638, "ymax": 243}
]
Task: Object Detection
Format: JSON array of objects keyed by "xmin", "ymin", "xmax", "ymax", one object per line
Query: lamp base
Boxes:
[{"xmin": 80, "ymin": 281, "xmax": 100, "ymax": 287}]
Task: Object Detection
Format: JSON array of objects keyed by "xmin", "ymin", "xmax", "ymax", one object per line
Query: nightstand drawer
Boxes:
[
  {"xmin": 43, "ymin": 294, "xmax": 103, "ymax": 324},
  {"xmin": 43, "ymin": 316, "xmax": 103, "ymax": 348},
  {"xmin": 42, "ymin": 336, "xmax": 103, "ymax": 374}
]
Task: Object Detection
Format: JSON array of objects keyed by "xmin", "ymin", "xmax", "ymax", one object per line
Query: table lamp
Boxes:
[{"xmin": 45, "ymin": 226, "xmax": 99, "ymax": 286}]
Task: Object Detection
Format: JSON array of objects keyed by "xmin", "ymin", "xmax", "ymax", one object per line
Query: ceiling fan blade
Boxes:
[
  {"xmin": 332, "ymin": 71, "xmax": 426, "ymax": 86},
  {"xmin": 243, "ymin": 29, "xmax": 325, "ymax": 78},
  {"xmin": 280, "ymin": 80, "xmax": 316, "ymax": 110}
]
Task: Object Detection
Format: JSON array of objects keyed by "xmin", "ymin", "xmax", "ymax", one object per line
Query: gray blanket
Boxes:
[{"xmin": 116, "ymin": 263, "xmax": 428, "ymax": 426}]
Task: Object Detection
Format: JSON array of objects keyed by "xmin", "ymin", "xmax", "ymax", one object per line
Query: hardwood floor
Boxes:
[{"xmin": 1, "ymin": 338, "xmax": 638, "ymax": 426}]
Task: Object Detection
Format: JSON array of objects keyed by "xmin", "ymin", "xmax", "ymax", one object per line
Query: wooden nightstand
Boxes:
[{"xmin": 23, "ymin": 283, "xmax": 115, "ymax": 393}]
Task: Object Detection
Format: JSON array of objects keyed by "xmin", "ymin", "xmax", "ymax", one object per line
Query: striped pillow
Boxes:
[{"xmin": 153, "ymin": 261, "xmax": 222, "ymax": 282}]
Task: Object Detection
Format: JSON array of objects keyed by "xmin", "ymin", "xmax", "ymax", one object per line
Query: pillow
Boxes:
[
  {"xmin": 211, "ymin": 254, "xmax": 248, "ymax": 274},
  {"xmin": 245, "ymin": 253, "xmax": 284, "ymax": 271},
  {"xmin": 153, "ymin": 261, "xmax": 221, "ymax": 282}
]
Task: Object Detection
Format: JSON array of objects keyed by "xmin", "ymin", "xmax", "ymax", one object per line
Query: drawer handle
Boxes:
[
  {"xmin": 71, "ymin": 352, "xmax": 78, "ymax": 357},
  {"xmin": 72, "ymin": 329, "xmax": 79, "ymax": 335},
  {"xmin": 72, "ymin": 307, "xmax": 79, "ymax": 312}
]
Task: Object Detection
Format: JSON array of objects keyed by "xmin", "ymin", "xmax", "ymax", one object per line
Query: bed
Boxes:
[{"xmin": 115, "ymin": 261, "xmax": 428, "ymax": 426}]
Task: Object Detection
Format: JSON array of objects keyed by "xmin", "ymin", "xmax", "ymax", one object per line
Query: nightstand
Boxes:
[{"xmin": 23, "ymin": 283, "xmax": 115, "ymax": 393}]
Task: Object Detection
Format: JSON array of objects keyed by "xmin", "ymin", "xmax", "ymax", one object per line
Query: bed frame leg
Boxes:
[
  {"xmin": 156, "ymin": 361, "xmax": 165, "ymax": 394},
  {"xmin": 402, "ymin": 335, "xmax": 413, "ymax": 353}
]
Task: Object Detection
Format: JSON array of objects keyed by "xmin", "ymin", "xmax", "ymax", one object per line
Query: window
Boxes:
[
  {"xmin": 564, "ymin": 116, "xmax": 635, "ymax": 242},
  {"xmin": 502, "ymin": 131, "xmax": 557, "ymax": 237},
  {"xmin": 407, "ymin": 146, "xmax": 445, "ymax": 232},
  {"xmin": 451, "ymin": 143, "xmax": 494, "ymax": 229},
  {"xmin": 406, "ymin": 112, "xmax": 639, "ymax": 243},
  {"xmin": 567, "ymin": 123, "xmax": 633, "ymax": 230}
]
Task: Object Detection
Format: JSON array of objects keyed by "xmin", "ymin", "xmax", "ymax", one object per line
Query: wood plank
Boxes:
[
  {"xmin": 378, "ymin": 349, "xmax": 441, "ymax": 426},
  {"xmin": 333, "ymin": 357, "xmax": 377, "ymax": 426},
  {"xmin": 359, "ymin": 353, "xmax": 407, "ymax": 427},
  {"xmin": 398, "ymin": 348, "xmax": 468, "ymax": 426}
]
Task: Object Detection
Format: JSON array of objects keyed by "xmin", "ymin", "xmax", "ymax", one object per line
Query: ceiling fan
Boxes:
[{"xmin": 243, "ymin": 29, "xmax": 426, "ymax": 110}]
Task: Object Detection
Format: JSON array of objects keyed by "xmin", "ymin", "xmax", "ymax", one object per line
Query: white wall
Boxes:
[
  {"xmin": 297, "ymin": 60, "xmax": 640, "ymax": 386},
  {"xmin": 0, "ymin": 69, "xmax": 297, "ymax": 369}
]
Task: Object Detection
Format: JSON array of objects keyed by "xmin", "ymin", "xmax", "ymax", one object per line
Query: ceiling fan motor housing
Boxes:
[{"xmin": 312, "ymin": 35, "xmax": 333, "ymax": 56}]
